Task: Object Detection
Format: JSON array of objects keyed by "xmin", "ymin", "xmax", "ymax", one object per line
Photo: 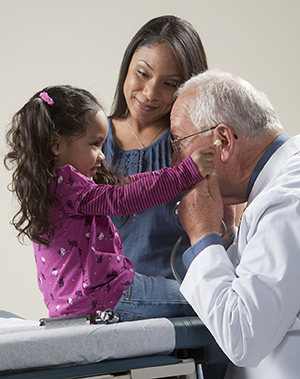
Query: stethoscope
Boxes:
[{"xmin": 170, "ymin": 201, "xmax": 227, "ymax": 284}]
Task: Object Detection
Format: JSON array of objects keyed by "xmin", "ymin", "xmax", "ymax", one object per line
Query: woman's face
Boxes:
[{"xmin": 123, "ymin": 44, "xmax": 183, "ymax": 124}]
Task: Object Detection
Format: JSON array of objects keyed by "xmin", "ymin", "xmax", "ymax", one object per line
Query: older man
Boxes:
[{"xmin": 171, "ymin": 69, "xmax": 300, "ymax": 379}]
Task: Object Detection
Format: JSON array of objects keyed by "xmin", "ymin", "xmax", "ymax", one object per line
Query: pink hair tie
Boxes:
[{"xmin": 39, "ymin": 92, "xmax": 54, "ymax": 106}]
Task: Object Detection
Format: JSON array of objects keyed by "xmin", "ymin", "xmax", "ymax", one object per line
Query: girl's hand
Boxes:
[{"xmin": 191, "ymin": 146, "xmax": 216, "ymax": 177}]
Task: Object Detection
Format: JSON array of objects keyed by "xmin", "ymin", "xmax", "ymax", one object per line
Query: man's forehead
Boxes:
[
  {"xmin": 171, "ymin": 96, "xmax": 189, "ymax": 119},
  {"xmin": 171, "ymin": 97, "xmax": 194, "ymax": 135}
]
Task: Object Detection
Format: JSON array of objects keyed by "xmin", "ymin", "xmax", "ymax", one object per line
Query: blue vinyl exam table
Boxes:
[{"xmin": 0, "ymin": 310, "xmax": 228, "ymax": 379}]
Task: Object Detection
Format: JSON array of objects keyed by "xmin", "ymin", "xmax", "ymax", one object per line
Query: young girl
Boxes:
[{"xmin": 4, "ymin": 85, "xmax": 215, "ymax": 321}]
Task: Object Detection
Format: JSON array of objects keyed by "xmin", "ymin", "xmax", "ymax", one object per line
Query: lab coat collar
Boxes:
[{"xmin": 247, "ymin": 132, "xmax": 291, "ymax": 201}]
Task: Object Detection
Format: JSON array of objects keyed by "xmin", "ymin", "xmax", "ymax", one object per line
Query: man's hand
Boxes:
[{"xmin": 178, "ymin": 173, "xmax": 224, "ymax": 245}]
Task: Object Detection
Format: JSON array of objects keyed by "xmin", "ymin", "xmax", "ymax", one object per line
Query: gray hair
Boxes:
[{"xmin": 176, "ymin": 69, "xmax": 283, "ymax": 141}]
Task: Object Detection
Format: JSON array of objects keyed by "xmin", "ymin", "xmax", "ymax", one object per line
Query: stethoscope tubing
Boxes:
[{"xmin": 171, "ymin": 201, "xmax": 227, "ymax": 284}]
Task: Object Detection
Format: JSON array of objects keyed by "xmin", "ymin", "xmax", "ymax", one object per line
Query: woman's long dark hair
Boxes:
[
  {"xmin": 4, "ymin": 85, "xmax": 122, "ymax": 247},
  {"xmin": 110, "ymin": 15, "xmax": 208, "ymax": 119}
]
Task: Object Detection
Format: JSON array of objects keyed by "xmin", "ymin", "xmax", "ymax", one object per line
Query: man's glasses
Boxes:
[{"xmin": 170, "ymin": 125, "xmax": 218, "ymax": 155}]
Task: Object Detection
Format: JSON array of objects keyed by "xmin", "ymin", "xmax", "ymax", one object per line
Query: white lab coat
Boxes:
[{"xmin": 181, "ymin": 134, "xmax": 300, "ymax": 379}]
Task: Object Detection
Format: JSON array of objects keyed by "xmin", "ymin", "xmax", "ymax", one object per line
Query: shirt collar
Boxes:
[{"xmin": 246, "ymin": 132, "xmax": 291, "ymax": 198}]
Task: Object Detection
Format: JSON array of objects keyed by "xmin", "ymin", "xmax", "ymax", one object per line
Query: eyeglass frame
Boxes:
[{"xmin": 170, "ymin": 125, "xmax": 219, "ymax": 155}]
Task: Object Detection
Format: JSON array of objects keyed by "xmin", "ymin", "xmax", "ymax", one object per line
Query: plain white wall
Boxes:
[{"xmin": 1, "ymin": 0, "xmax": 299, "ymax": 320}]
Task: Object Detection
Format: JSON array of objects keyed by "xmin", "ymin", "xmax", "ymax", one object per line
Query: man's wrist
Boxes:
[
  {"xmin": 183, "ymin": 233, "xmax": 222, "ymax": 269},
  {"xmin": 189, "ymin": 228, "xmax": 222, "ymax": 246}
]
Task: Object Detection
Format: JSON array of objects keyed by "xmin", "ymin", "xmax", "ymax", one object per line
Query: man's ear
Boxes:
[
  {"xmin": 214, "ymin": 124, "xmax": 236, "ymax": 163},
  {"xmin": 51, "ymin": 132, "xmax": 61, "ymax": 156}
]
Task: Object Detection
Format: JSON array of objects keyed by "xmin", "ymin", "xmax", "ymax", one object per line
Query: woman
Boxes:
[{"xmin": 103, "ymin": 15, "xmax": 208, "ymax": 280}]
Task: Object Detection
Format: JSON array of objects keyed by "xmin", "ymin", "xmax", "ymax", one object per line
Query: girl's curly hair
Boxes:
[{"xmin": 4, "ymin": 85, "xmax": 125, "ymax": 247}]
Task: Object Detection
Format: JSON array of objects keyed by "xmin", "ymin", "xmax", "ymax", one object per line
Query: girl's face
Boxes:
[
  {"xmin": 123, "ymin": 44, "xmax": 183, "ymax": 124},
  {"xmin": 55, "ymin": 110, "xmax": 108, "ymax": 179}
]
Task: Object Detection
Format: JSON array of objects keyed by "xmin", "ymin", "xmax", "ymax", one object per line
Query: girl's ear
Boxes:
[
  {"xmin": 214, "ymin": 124, "xmax": 236, "ymax": 163},
  {"xmin": 51, "ymin": 132, "xmax": 61, "ymax": 156}
]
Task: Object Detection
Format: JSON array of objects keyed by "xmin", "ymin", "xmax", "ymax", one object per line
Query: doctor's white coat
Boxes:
[{"xmin": 181, "ymin": 134, "xmax": 300, "ymax": 379}]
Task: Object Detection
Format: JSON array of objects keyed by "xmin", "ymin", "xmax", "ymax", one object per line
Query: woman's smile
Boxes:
[{"xmin": 135, "ymin": 97, "xmax": 158, "ymax": 112}]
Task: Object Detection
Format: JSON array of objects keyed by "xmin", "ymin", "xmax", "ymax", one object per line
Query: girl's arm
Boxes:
[{"xmin": 79, "ymin": 157, "xmax": 203, "ymax": 216}]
